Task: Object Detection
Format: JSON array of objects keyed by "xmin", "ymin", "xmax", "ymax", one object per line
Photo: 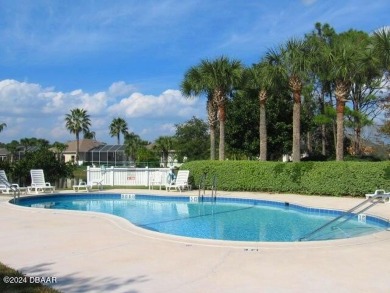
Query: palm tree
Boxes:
[
  {"xmin": 244, "ymin": 61, "xmax": 278, "ymax": 161},
  {"xmin": 0, "ymin": 123, "xmax": 6, "ymax": 133},
  {"xmin": 52, "ymin": 141, "xmax": 68, "ymax": 162},
  {"xmin": 372, "ymin": 26, "xmax": 390, "ymax": 72},
  {"xmin": 154, "ymin": 136, "xmax": 175, "ymax": 167},
  {"xmin": 84, "ymin": 130, "xmax": 96, "ymax": 140},
  {"xmin": 124, "ymin": 132, "xmax": 145, "ymax": 164},
  {"xmin": 371, "ymin": 27, "xmax": 390, "ymax": 140},
  {"xmin": 181, "ymin": 66, "xmax": 217, "ymax": 160},
  {"xmin": 181, "ymin": 56, "xmax": 243, "ymax": 160},
  {"xmin": 65, "ymin": 108, "xmax": 91, "ymax": 162},
  {"xmin": 109, "ymin": 117, "xmax": 128, "ymax": 145},
  {"xmin": 266, "ymin": 38, "xmax": 313, "ymax": 162},
  {"xmin": 327, "ymin": 35, "xmax": 359, "ymax": 161},
  {"xmin": 348, "ymin": 31, "xmax": 381, "ymax": 155},
  {"xmin": 305, "ymin": 22, "xmax": 336, "ymax": 156}
]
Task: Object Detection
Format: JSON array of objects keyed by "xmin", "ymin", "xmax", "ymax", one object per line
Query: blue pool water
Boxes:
[{"xmin": 13, "ymin": 193, "xmax": 389, "ymax": 242}]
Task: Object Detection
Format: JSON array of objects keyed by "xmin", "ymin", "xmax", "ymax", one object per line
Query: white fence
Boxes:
[{"xmin": 87, "ymin": 166, "xmax": 171, "ymax": 187}]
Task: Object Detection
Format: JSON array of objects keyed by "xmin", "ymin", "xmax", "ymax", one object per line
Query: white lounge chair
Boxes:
[
  {"xmin": 365, "ymin": 189, "xmax": 390, "ymax": 203},
  {"xmin": 167, "ymin": 170, "xmax": 190, "ymax": 192},
  {"xmin": 73, "ymin": 180, "xmax": 91, "ymax": 192},
  {"xmin": 0, "ymin": 170, "xmax": 26, "ymax": 194},
  {"xmin": 28, "ymin": 169, "xmax": 55, "ymax": 194}
]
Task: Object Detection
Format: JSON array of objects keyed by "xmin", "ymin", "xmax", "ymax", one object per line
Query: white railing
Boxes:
[{"xmin": 87, "ymin": 166, "xmax": 171, "ymax": 187}]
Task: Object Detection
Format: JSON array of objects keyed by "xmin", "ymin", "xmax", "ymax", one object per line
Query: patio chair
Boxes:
[
  {"xmin": 365, "ymin": 189, "xmax": 390, "ymax": 203},
  {"xmin": 149, "ymin": 171, "xmax": 164, "ymax": 190},
  {"xmin": 89, "ymin": 178, "xmax": 104, "ymax": 191},
  {"xmin": 73, "ymin": 180, "xmax": 91, "ymax": 192},
  {"xmin": 167, "ymin": 170, "xmax": 190, "ymax": 192},
  {"xmin": 0, "ymin": 170, "xmax": 26, "ymax": 194},
  {"xmin": 28, "ymin": 169, "xmax": 55, "ymax": 194}
]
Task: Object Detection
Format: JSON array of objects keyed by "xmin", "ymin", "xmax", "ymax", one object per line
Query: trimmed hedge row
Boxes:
[{"xmin": 181, "ymin": 160, "xmax": 390, "ymax": 197}]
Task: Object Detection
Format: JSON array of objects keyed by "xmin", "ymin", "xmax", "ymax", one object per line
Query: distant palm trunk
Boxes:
[
  {"xmin": 259, "ymin": 90, "xmax": 267, "ymax": 161},
  {"xmin": 210, "ymin": 127, "xmax": 216, "ymax": 160},
  {"xmin": 335, "ymin": 80, "xmax": 349, "ymax": 161},
  {"xmin": 207, "ymin": 99, "xmax": 217, "ymax": 160},
  {"xmin": 215, "ymin": 88, "xmax": 226, "ymax": 161}
]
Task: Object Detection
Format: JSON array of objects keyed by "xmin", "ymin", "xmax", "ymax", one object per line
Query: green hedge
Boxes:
[{"xmin": 181, "ymin": 161, "xmax": 390, "ymax": 197}]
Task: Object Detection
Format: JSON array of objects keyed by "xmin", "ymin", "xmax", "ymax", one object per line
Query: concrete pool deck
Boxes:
[{"xmin": 1, "ymin": 189, "xmax": 390, "ymax": 293}]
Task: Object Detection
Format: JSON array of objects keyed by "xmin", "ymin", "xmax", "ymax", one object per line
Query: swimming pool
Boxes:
[{"xmin": 13, "ymin": 193, "xmax": 389, "ymax": 242}]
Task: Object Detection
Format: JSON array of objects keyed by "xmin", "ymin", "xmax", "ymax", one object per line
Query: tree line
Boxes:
[{"xmin": 181, "ymin": 22, "xmax": 390, "ymax": 161}]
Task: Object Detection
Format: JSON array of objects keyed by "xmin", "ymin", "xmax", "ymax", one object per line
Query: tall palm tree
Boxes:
[
  {"xmin": 305, "ymin": 22, "xmax": 336, "ymax": 156},
  {"xmin": 109, "ymin": 117, "xmax": 128, "ymax": 145},
  {"xmin": 244, "ymin": 61, "xmax": 278, "ymax": 161},
  {"xmin": 0, "ymin": 123, "xmax": 6, "ymax": 133},
  {"xmin": 181, "ymin": 66, "xmax": 217, "ymax": 160},
  {"xmin": 327, "ymin": 35, "xmax": 358, "ymax": 161},
  {"xmin": 181, "ymin": 56, "xmax": 243, "ymax": 160},
  {"xmin": 65, "ymin": 108, "xmax": 91, "ymax": 162},
  {"xmin": 266, "ymin": 38, "xmax": 313, "ymax": 162},
  {"xmin": 154, "ymin": 136, "xmax": 175, "ymax": 167}
]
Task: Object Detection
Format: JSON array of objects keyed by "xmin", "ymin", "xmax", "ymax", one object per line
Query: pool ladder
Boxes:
[
  {"xmin": 198, "ymin": 174, "xmax": 217, "ymax": 201},
  {"xmin": 299, "ymin": 197, "xmax": 383, "ymax": 241},
  {"xmin": 0, "ymin": 174, "xmax": 21, "ymax": 203}
]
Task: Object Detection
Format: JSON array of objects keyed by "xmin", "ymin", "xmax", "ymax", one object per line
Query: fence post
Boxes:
[
  {"xmin": 111, "ymin": 166, "xmax": 115, "ymax": 186},
  {"xmin": 145, "ymin": 166, "xmax": 149, "ymax": 187}
]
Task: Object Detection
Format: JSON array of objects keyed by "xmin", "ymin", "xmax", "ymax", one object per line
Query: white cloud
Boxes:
[
  {"xmin": 0, "ymin": 79, "xmax": 205, "ymax": 143},
  {"xmin": 108, "ymin": 81, "xmax": 136, "ymax": 98},
  {"xmin": 107, "ymin": 89, "xmax": 200, "ymax": 118}
]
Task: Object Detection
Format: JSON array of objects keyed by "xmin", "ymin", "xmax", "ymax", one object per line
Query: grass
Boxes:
[{"xmin": 0, "ymin": 262, "xmax": 61, "ymax": 293}]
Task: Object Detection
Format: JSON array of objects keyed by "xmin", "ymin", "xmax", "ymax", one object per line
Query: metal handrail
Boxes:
[
  {"xmin": 198, "ymin": 174, "xmax": 206, "ymax": 198},
  {"xmin": 211, "ymin": 175, "xmax": 217, "ymax": 201},
  {"xmin": 299, "ymin": 197, "xmax": 383, "ymax": 241},
  {"xmin": 198, "ymin": 174, "xmax": 217, "ymax": 201},
  {"xmin": 332, "ymin": 200, "xmax": 381, "ymax": 230},
  {"xmin": 0, "ymin": 174, "xmax": 21, "ymax": 203}
]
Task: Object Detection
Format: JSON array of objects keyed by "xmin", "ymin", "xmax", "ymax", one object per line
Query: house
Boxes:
[
  {"xmin": 64, "ymin": 139, "xmax": 129, "ymax": 166},
  {"xmin": 0, "ymin": 148, "xmax": 8, "ymax": 161},
  {"xmin": 63, "ymin": 139, "xmax": 104, "ymax": 164}
]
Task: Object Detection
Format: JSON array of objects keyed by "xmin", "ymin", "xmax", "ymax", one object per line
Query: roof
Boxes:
[
  {"xmin": 64, "ymin": 139, "xmax": 105, "ymax": 153},
  {"xmin": 0, "ymin": 148, "xmax": 9, "ymax": 156},
  {"xmin": 90, "ymin": 144, "xmax": 126, "ymax": 152}
]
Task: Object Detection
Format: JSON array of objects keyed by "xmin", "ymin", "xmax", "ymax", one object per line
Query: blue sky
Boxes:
[{"xmin": 0, "ymin": 0, "xmax": 389, "ymax": 145}]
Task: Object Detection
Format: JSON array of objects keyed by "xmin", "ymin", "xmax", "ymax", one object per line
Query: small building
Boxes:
[
  {"xmin": 63, "ymin": 139, "xmax": 129, "ymax": 166},
  {"xmin": 63, "ymin": 139, "xmax": 104, "ymax": 164},
  {"xmin": 0, "ymin": 148, "xmax": 8, "ymax": 161}
]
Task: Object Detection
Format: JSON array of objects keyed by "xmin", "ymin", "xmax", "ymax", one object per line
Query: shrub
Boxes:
[{"xmin": 181, "ymin": 160, "xmax": 390, "ymax": 197}]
